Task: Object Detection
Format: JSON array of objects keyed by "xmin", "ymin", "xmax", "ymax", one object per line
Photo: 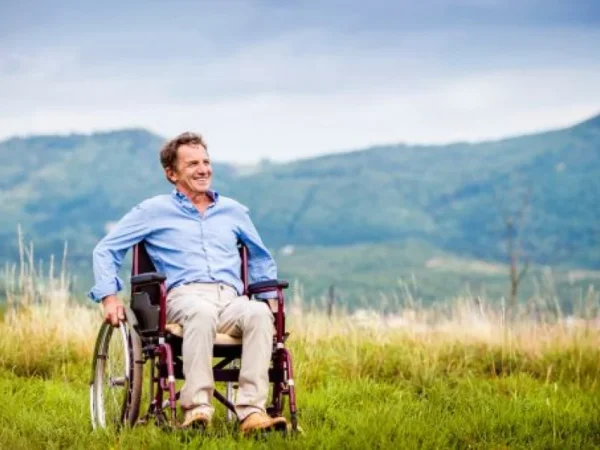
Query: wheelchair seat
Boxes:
[{"xmin": 165, "ymin": 323, "xmax": 242, "ymax": 346}]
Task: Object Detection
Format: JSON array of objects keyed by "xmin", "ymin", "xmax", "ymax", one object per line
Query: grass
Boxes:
[
  {"xmin": 1, "ymin": 244, "xmax": 600, "ymax": 448},
  {"xmin": 1, "ymin": 368, "xmax": 599, "ymax": 449}
]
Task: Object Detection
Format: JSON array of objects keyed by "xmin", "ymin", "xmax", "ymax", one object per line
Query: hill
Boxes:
[
  {"xmin": 0, "ymin": 115, "xmax": 599, "ymax": 304},
  {"xmin": 227, "ymin": 115, "xmax": 600, "ymax": 267}
]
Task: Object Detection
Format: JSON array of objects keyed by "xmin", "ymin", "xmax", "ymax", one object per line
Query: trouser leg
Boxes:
[
  {"xmin": 166, "ymin": 284, "xmax": 220, "ymax": 417},
  {"xmin": 219, "ymin": 295, "xmax": 274, "ymax": 421}
]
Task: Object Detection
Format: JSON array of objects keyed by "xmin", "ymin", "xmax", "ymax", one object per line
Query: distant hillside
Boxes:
[
  {"xmin": 0, "ymin": 129, "xmax": 237, "ymax": 264},
  {"xmin": 227, "ymin": 114, "xmax": 600, "ymax": 268},
  {"xmin": 0, "ymin": 115, "xmax": 599, "ymax": 303}
]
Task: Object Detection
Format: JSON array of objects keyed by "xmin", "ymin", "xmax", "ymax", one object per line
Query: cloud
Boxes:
[
  {"xmin": 1, "ymin": 2, "xmax": 599, "ymax": 161},
  {"xmin": 3, "ymin": 65, "xmax": 597, "ymax": 163}
]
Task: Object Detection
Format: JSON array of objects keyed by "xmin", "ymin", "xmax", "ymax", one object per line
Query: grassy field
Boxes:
[{"xmin": 0, "ymin": 259, "xmax": 600, "ymax": 448}]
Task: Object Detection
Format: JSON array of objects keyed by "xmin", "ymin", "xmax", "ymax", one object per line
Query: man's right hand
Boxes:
[{"xmin": 102, "ymin": 295, "xmax": 125, "ymax": 327}]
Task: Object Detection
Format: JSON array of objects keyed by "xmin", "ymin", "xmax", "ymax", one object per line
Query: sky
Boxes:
[{"xmin": 1, "ymin": 0, "xmax": 599, "ymax": 162}]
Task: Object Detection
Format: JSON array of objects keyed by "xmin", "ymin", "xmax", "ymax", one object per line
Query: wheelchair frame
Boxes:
[{"xmin": 90, "ymin": 241, "xmax": 298, "ymax": 431}]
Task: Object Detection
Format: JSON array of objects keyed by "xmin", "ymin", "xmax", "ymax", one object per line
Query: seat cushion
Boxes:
[{"xmin": 165, "ymin": 323, "xmax": 242, "ymax": 346}]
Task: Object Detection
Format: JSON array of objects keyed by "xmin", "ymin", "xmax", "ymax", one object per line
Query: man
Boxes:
[{"xmin": 89, "ymin": 132, "xmax": 287, "ymax": 433}]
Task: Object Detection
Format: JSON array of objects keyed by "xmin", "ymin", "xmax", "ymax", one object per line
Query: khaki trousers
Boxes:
[{"xmin": 166, "ymin": 282, "xmax": 274, "ymax": 421}]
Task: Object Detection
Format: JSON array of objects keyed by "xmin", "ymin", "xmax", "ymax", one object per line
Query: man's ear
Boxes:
[{"xmin": 165, "ymin": 167, "xmax": 177, "ymax": 184}]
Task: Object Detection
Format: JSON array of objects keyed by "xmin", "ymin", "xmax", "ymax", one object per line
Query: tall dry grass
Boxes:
[
  {"xmin": 0, "ymin": 237, "xmax": 599, "ymax": 387},
  {"xmin": 291, "ymin": 293, "xmax": 600, "ymax": 391},
  {"xmin": 0, "ymin": 232, "xmax": 99, "ymax": 377}
]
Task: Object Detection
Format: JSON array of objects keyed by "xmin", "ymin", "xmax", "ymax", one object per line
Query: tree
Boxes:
[{"xmin": 497, "ymin": 183, "xmax": 531, "ymax": 316}]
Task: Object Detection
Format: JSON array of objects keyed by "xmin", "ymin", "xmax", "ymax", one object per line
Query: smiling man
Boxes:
[{"xmin": 88, "ymin": 132, "xmax": 286, "ymax": 433}]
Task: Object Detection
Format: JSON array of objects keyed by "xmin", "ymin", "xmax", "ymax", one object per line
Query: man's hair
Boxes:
[{"xmin": 160, "ymin": 132, "xmax": 208, "ymax": 177}]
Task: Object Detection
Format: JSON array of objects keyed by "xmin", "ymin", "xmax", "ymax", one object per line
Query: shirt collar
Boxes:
[{"xmin": 171, "ymin": 189, "xmax": 219, "ymax": 210}]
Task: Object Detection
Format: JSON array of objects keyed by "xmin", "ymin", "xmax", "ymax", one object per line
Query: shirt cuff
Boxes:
[{"xmin": 88, "ymin": 277, "xmax": 124, "ymax": 302}]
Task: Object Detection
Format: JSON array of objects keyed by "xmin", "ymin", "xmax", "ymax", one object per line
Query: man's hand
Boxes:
[{"xmin": 102, "ymin": 295, "xmax": 125, "ymax": 327}]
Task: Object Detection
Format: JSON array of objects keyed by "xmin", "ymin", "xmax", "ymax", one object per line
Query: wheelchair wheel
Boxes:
[{"xmin": 90, "ymin": 321, "xmax": 143, "ymax": 429}]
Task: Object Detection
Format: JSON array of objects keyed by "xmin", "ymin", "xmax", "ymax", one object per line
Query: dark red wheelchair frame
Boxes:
[{"xmin": 128, "ymin": 241, "xmax": 298, "ymax": 430}]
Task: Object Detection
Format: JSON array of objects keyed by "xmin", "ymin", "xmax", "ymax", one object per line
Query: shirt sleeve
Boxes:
[
  {"xmin": 88, "ymin": 203, "xmax": 151, "ymax": 302},
  {"xmin": 236, "ymin": 206, "xmax": 278, "ymax": 299}
]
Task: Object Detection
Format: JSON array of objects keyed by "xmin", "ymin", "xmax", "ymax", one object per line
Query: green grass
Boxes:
[
  {"xmin": 1, "ymin": 318, "xmax": 600, "ymax": 449},
  {"xmin": 0, "ymin": 365, "xmax": 599, "ymax": 449}
]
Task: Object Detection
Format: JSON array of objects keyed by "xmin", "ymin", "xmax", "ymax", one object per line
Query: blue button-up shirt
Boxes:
[{"xmin": 88, "ymin": 190, "xmax": 277, "ymax": 302}]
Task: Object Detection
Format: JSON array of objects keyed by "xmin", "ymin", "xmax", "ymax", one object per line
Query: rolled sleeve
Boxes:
[{"xmin": 88, "ymin": 277, "xmax": 124, "ymax": 302}]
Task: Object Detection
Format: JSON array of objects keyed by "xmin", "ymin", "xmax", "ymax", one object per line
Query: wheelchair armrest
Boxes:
[
  {"xmin": 247, "ymin": 279, "xmax": 289, "ymax": 295},
  {"xmin": 131, "ymin": 272, "xmax": 167, "ymax": 285}
]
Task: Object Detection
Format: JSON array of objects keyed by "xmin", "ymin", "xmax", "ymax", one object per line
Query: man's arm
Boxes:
[
  {"xmin": 236, "ymin": 207, "xmax": 278, "ymax": 299},
  {"xmin": 89, "ymin": 203, "xmax": 151, "ymax": 324}
]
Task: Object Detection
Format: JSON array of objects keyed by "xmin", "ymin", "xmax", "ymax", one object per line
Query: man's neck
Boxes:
[{"xmin": 177, "ymin": 188, "xmax": 213, "ymax": 211}]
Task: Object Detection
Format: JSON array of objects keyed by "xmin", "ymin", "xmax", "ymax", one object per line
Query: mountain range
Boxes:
[{"xmin": 1, "ymin": 114, "xmax": 599, "ymax": 305}]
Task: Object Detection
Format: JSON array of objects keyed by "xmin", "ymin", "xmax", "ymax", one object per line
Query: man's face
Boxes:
[{"xmin": 166, "ymin": 143, "xmax": 212, "ymax": 196}]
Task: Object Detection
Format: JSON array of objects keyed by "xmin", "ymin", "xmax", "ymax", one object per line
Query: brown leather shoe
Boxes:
[
  {"xmin": 240, "ymin": 412, "xmax": 287, "ymax": 435},
  {"xmin": 181, "ymin": 409, "xmax": 210, "ymax": 430}
]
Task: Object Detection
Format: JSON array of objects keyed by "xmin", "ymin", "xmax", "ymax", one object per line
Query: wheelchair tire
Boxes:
[{"xmin": 90, "ymin": 321, "xmax": 143, "ymax": 429}]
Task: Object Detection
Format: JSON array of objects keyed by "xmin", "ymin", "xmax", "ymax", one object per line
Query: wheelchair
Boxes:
[{"xmin": 89, "ymin": 242, "xmax": 298, "ymax": 432}]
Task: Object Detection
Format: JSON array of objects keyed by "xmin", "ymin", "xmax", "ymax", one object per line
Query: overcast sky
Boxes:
[{"xmin": 1, "ymin": 0, "xmax": 599, "ymax": 162}]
